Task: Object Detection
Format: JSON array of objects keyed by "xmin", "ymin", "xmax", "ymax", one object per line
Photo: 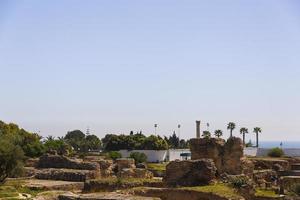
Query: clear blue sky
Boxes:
[{"xmin": 1, "ymin": 1, "xmax": 300, "ymax": 141}]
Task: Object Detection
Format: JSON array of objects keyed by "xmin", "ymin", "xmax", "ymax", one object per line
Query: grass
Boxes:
[
  {"xmin": 255, "ymin": 189, "xmax": 279, "ymax": 197},
  {"xmin": 182, "ymin": 183, "xmax": 242, "ymax": 199},
  {"xmin": 0, "ymin": 179, "xmax": 44, "ymax": 199},
  {"xmin": 147, "ymin": 163, "xmax": 167, "ymax": 172}
]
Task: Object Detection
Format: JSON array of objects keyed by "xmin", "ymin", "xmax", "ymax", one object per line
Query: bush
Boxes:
[
  {"xmin": 129, "ymin": 152, "xmax": 147, "ymax": 164},
  {"xmin": 108, "ymin": 151, "xmax": 122, "ymax": 160},
  {"xmin": 268, "ymin": 147, "xmax": 284, "ymax": 157},
  {"xmin": 229, "ymin": 176, "xmax": 249, "ymax": 188}
]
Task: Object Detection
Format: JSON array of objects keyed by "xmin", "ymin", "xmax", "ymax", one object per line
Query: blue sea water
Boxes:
[{"xmin": 260, "ymin": 141, "xmax": 300, "ymax": 148}]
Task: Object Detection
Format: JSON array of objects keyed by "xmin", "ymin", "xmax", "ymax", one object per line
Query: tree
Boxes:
[
  {"xmin": 214, "ymin": 130, "xmax": 223, "ymax": 138},
  {"xmin": 240, "ymin": 127, "xmax": 248, "ymax": 145},
  {"xmin": 166, "ymin": 131, "xmax": 179, "ymax": 149},
  {"xmin": 202, "ymin": 131, "xmax": 211, "ymax": 139},
  {"xmin": 227, "ymin": 122, "xmax": 236, "ymax": 138},
  {"xmin": 86, "ymin": 134, "xmax": 102, "ymax": 151},
  {"xmin": 253, "ymin": 127, "xmax": 262, "ymax": 147},
  {"xmin": 65, "ymin": 130, "xmax": 86, "ymax": 151},
  {"xmin": 0, "ymin": 120, "xmax": 45, "ymax": 158},
  {"xmin": 0, "ymin": 135, "xmax": 25, "ymax": 183},
  {"xmin": 141, "ymin": 135, "xmax": 169, "ymax": 150},
  {"xmin": 44, "ymin": 137, "xmax": 72, "ymax": 155}
]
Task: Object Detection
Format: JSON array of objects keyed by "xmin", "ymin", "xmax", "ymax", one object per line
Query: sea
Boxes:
[{"xmin": 260, "ymin": 141, "xmax": 300, "ymax": 148}]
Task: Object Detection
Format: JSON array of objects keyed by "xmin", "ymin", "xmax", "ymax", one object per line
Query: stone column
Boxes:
[{"xmin": 196, "ymin": 120, "xmax": 201, "ymax": 138}]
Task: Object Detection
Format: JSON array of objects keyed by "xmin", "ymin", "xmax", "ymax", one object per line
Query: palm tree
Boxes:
[
  {"xmin": 240, "ymin": 127, "xmax": 248, "ymax": 145},
  {"xmin": 202, "ymin": 131, "xmax": 211, "ymax": 139},
  {"xmin": 214, "ymin": 130, "xmax": 223, "ymax": 138},
  {"xmin": 227, "ymin": 122, "xmax": 236, "ymax": 138},
  {"xmin": 253, "ymin": 127, "xmax": 262, "ymax": 147}
]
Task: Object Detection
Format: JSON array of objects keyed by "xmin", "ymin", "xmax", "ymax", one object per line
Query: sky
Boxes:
[{"xmin": 0, "ymin": 1, "xmax": 300, "ymax": 142}]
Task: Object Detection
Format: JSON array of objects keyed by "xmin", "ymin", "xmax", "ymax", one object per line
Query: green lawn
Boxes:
[
  {"xmin": 147, "ymin": 163, "xmax": 167, "ymax": 172},
  {"xmin": 255, "ymin": 189, "xmax": 279, "ymax": 198}
]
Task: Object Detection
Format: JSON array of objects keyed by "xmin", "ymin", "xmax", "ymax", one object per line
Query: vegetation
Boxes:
[
  {"xmin": 214, "ymin": 130, "xmax": 223, "ymax": 138},
  {"xmin": 202, "ymin": 131, "xmax": 211, "ymax": 139},
  {"xmin": 44, "ymin": 136, "xmax": 73, "ymax": 155},
  {"xmin": 0, "ymin": 135, "xmax": 25, "ymax": 183},
  {"xmin": 0, "ymin": 179, "xmax": 44, "ymax": 199},
  {"xmin": 239, "ymin": 127, "xmax": 248, "ymax": 145},
  {"xmin": 147, "ymin": 163, "xmax": 167, "ymax": 172},
  {"xmin": 183, "ymin": 183, "xmax": 242, "ymax": 199},
  {"xmin": 0, "ymin": 121, "xmax": 45, "ymax": 158},
  {"xmin": 102, "ymin": 133, "xmax": 168, "ymax": 151},
  {"xmin": 253, "ymin": 127, "xmax": 262, "ymax": 147},
  {"xmin": 255, "ymin": 189, "xmax": 279, "ymax": 198},
  {"xmin": 164, "ymin": 132, "xmax": 189, "ymax": 149},
  {"xmin": 229, "ymin": 176, "xmax": 249, "ymax": 188},
  {"xmin": 227, "ymin": 122, "xmax": 236, "ymax": 138},
  {"xmin": 107, "ymin": 151, "xmax": 122, "ymax": 160},
  {"xmin": 64, "ymin": 130, "xmax": 102, "ymax": 152},
  {"xmin": 129, "ymin": 152, "xmax": 147, "ymax": 164},
  {"xmin": 268, "ymin": 147, "xmax": 284, "ymax": 157}
]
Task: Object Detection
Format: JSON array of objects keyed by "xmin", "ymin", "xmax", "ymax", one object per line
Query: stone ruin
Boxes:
[
  {"xmin": 164, "ymin": 159, "xmax": 217, "ymax": 186},
  {"xmin": 190, "ymin": 137, "xmax": 248, "ymax": 175},
  {"xmin": 24, "ymin": 154, "xmax": 153, "ymax": 183}
]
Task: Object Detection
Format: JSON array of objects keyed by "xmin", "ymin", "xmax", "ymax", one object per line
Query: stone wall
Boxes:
[
  {"xmin": 190, "ymin": 137, "xmax": 245, "ymax": 175},
  {"xmin": 35, "ymin": 168, "xmax": 99, "ymax": 182},
  {"xmin": 37, "ymin": 154, "xmax": 100, "ymax": 170}
]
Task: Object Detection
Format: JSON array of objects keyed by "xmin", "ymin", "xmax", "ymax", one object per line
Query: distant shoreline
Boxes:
[{"xmin": 259, "ymin": 141, "xmax": 300, "ymax": 148}]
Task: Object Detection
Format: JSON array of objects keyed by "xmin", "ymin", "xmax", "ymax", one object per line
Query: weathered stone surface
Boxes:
[
  {"xmin": 24, "ymin": 179, "xmax": 84, "ymax": 191},
  {"xmin": 25, "ymin": 158, "xmax": 39, "ymax": 167},
  {"xmin": 223, "ymin": 137, "xmax": 244, "ymax": 174},
  {"xmin": 164, "ymin": 159, "xmax": 217, "ymax": 186},
  {"xmin": 190, "ymin": 138, "xmax": 225, "ymax": 171},
  {"xmin": 132, "ymin": 187, "xmax": 244, "ymax": 200},
  {"xmin": 116, "ymin": 158, "xmax": 135, "ymax": 171},
  {"xmin": 241, "ymin": 158, "xmax": 254, "ymax": 177},
  {"xmin": 190, "ymin": 137, "xmax": 246, "ymax": 175},
  {"xmin": 37, "ymin": 154, "xmax": 100, "ymax": 170},
  {"xmin": 251, "ymin": 158, "xmax": 289, "ymax": 171},
  {"xmin": 84, "ymin": 179, "xmax": 163, "ymax": 192},
  {"xmin": 98, "ymin": 160, "xmax": 114, "ymax": 177},
  {"xmin": 58, "ymin": 192, "xmax": 159, "ymax": 200},
  {"xmin": 118, "ymin": 168, "xmax": 153, "ymax": 179},
  {"xmin": 280, "ymin": 176, "xmax": 300, "ymax": 191},
  {"xmin": 35, "ymin": 168, "xmax": 99, "ymax": 182},
  {"xmin": 253, "ymin": 170, "xmax": 277, "ymax": 186}
]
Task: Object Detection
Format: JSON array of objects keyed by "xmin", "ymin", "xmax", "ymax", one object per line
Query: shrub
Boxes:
[
  {"xmin": 268, "ymin": 147, "xmax": 284, "ymax": 157},
  {"xmin": 129, "ymin": 152, "xmax": 147, "ymax": 164},
  {"xmin": 229, "ymin": 176, "xmax": 249, "ymax": 188},
  {"xmin": 108, "ymin": 151, "xmax": 122, "ymax": 160}
]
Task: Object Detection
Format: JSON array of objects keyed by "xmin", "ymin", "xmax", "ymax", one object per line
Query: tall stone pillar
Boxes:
[{"xmin": 196, "ymin": 120, "xmax": 201, "ymax": 138}]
